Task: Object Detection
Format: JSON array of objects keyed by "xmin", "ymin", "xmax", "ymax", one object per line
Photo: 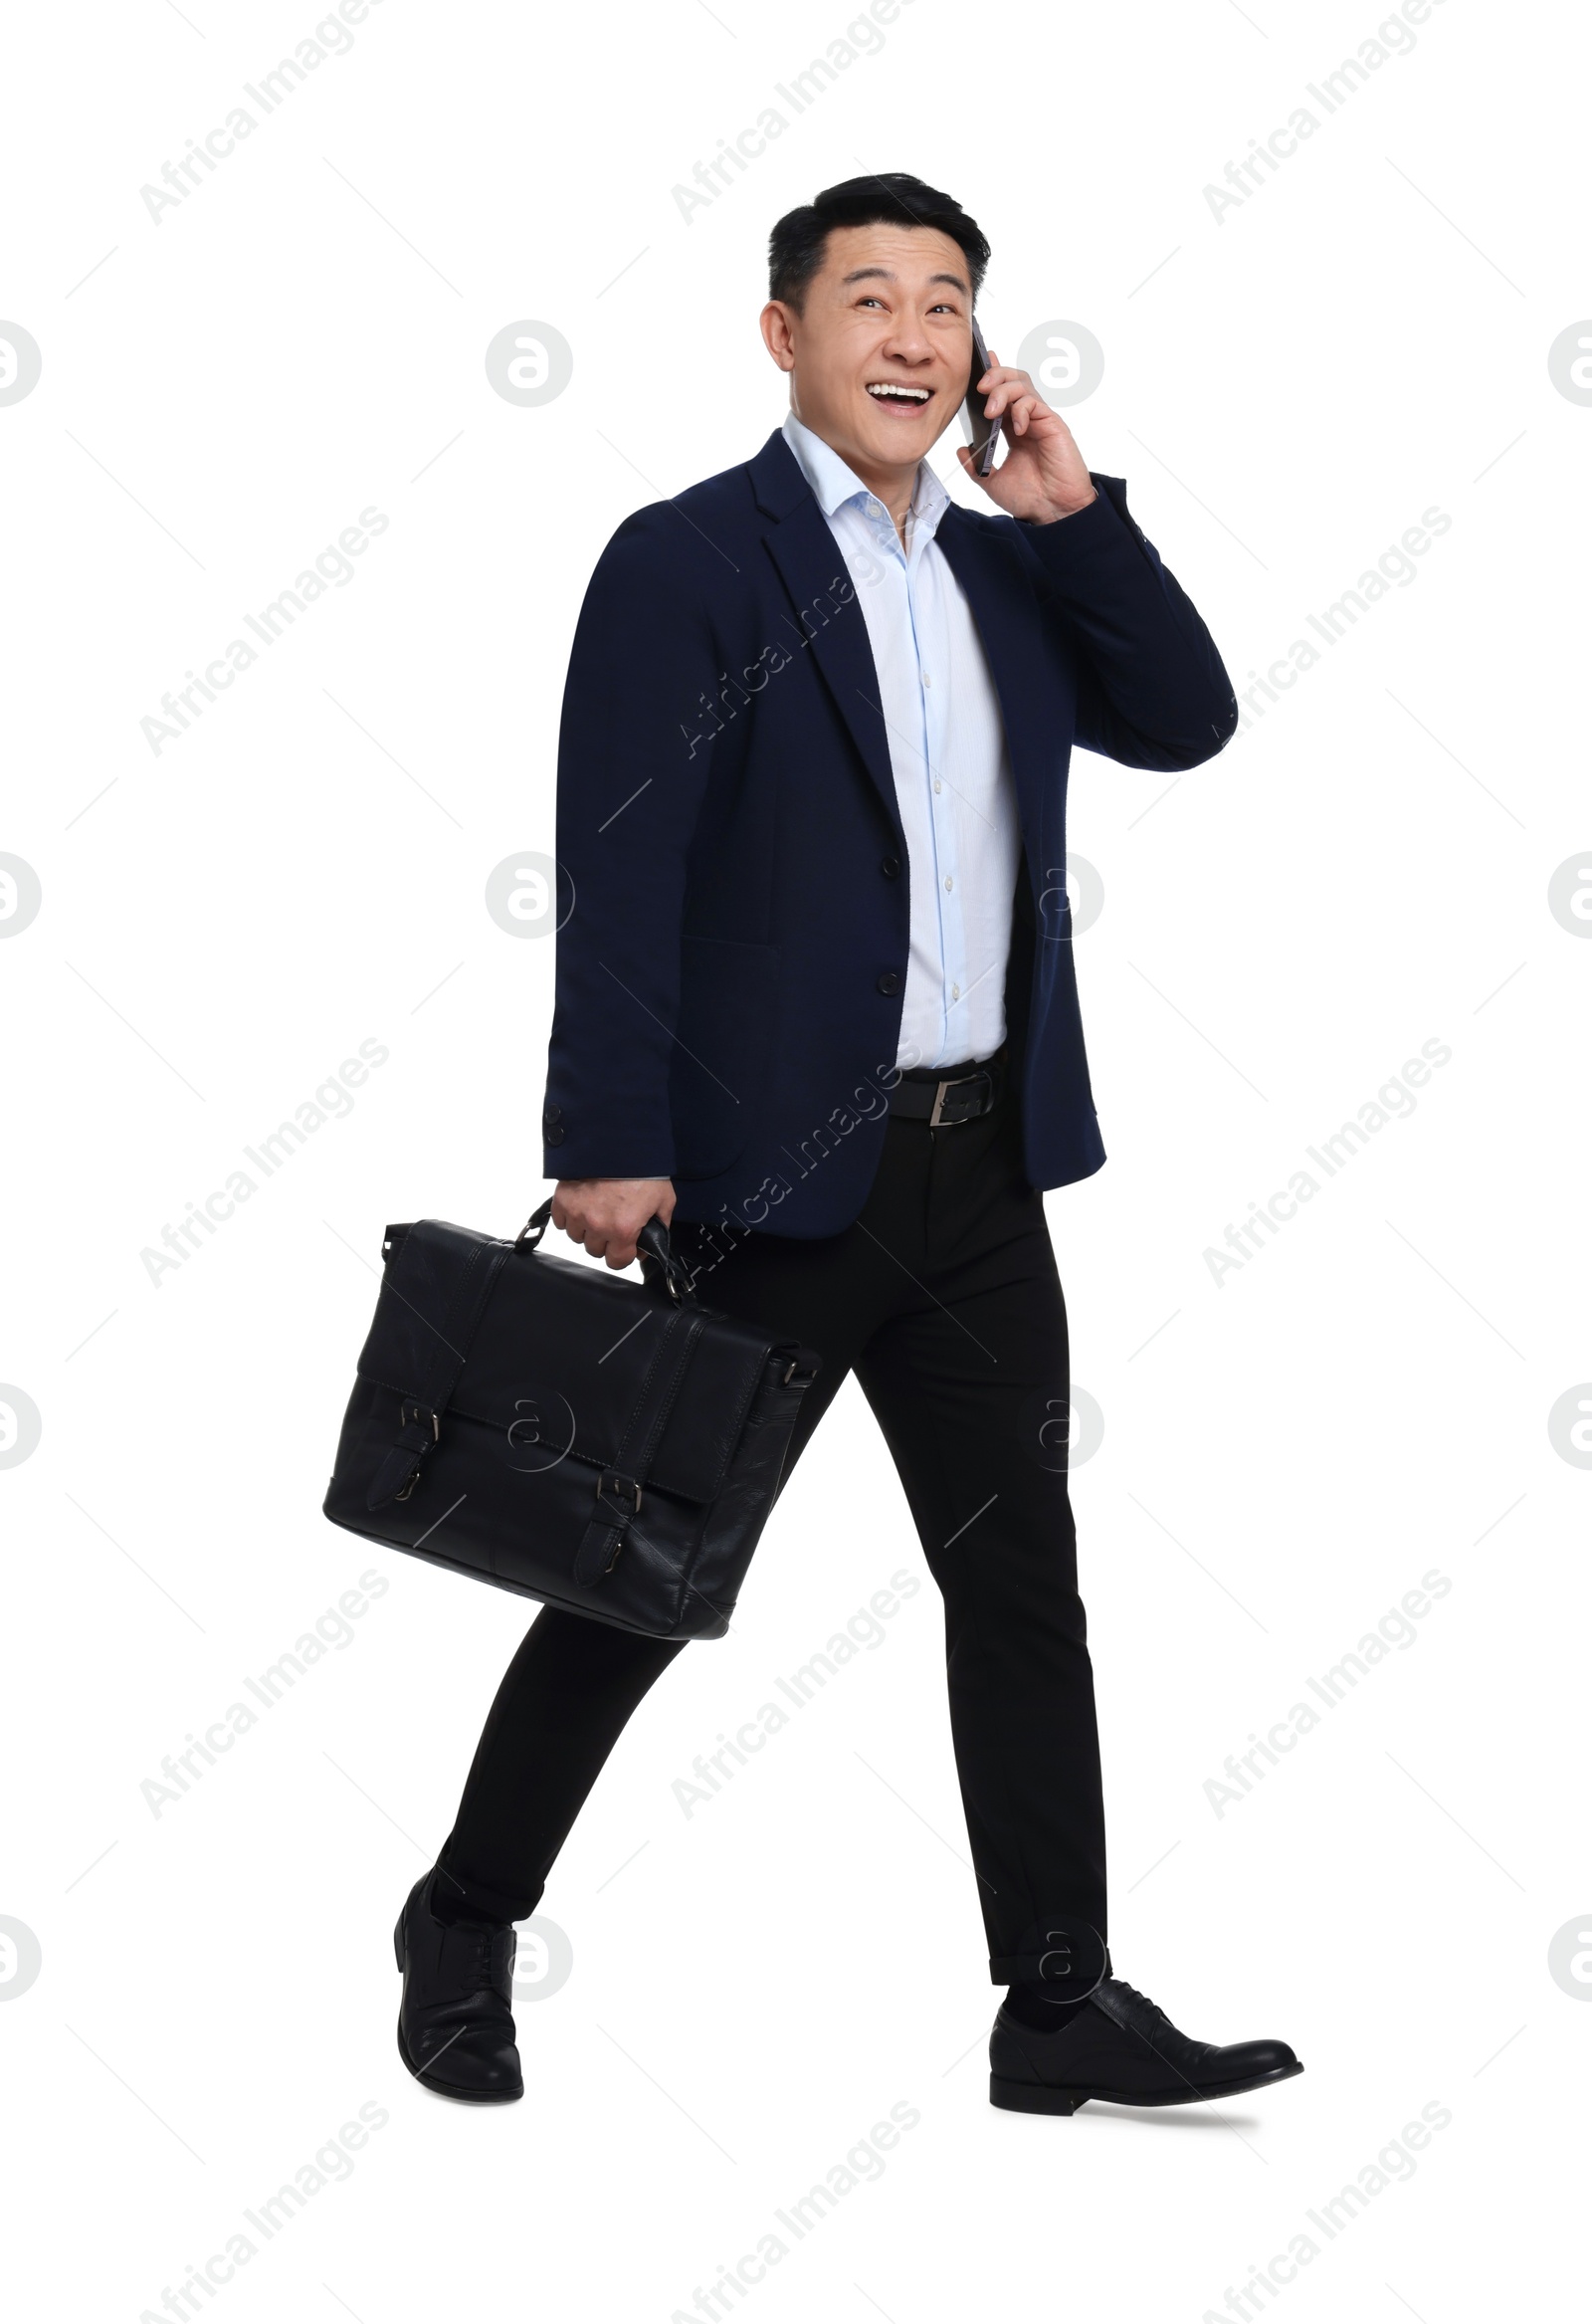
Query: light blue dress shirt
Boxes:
[{"xmin": 782, "ymin": 410, "xmax": 1022, "ymax": 1074}]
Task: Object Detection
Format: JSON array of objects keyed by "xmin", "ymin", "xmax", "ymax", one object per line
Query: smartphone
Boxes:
[{"xmin": 964, "ymin": 315, "xmax": 1002, "ymax": 478}]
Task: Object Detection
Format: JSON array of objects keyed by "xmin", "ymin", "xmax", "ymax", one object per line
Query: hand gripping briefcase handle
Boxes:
[
  {"xmin": 323, "ymin": 1201, "xmax": 820, "ymax": 1640},
  {"xmin": 515, "ymin": 1197, "xmax": 699, "ymax": 1309}
]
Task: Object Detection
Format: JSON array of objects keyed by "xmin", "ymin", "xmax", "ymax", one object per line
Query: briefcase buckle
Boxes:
[
  {"xmin": 392, "ymin": 1400, "xmax": 442, "ymax": 1501},
  {"xmin": 597, "ymin": 1470, "xmax": 642, "ymax": 1515}
]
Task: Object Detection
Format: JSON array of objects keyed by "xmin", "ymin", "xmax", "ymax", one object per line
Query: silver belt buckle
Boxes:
[{"xmin": 928, "ymin": 1073, "xmax": 971, "ymax": 1128}]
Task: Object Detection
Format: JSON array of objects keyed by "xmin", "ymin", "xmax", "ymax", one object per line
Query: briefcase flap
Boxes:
[
  {"xmin": 354, "ymin": 1219, "xmax": 499, "ymax": 1398},
  {"xmin": 356, "ymin": 1222, "xmax": 780, "ymax": 1506}
]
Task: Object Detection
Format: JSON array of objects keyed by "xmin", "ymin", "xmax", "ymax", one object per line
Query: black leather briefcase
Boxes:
[{"xmin": 322, "ymin": 1201, "xmax": 819, "ymax": 1640}]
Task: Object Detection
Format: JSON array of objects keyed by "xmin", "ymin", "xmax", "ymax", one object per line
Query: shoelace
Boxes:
[
  {"xmin": 442, "ymin": 1922, "xmax": 514, "ymax": 1998},
  {"xmin": 480, "ymin": 1928, "xmax": 515, "ymax": 1998},
  {"xmin": 1104, "ymin": 1979, "xmax": 1176, "ymax": 2040}
]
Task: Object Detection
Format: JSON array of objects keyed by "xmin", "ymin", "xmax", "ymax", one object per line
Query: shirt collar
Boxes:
[{"xmin": 782, "ymin": 410, "xmax": 950, "ymax": 542}]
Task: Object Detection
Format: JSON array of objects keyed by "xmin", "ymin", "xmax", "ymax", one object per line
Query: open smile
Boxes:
[{"xmin": 865, "ymin": 381, "xmax": 935, "ymax": 411}]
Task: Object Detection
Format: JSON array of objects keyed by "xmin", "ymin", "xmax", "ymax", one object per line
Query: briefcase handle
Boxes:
[{"xmin": 515, "ymin": 1198, "xmax": 700, "ymax": 1308}]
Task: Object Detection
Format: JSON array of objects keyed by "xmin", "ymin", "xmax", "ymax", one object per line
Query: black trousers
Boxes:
[{"xmin": 435, "ymin": 1090, "xmax": 1108, "ymax": 1977}]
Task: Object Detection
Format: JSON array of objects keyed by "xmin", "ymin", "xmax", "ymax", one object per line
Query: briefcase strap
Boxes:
[
  {"xmin": 366, "ymin": 1228, "xmax": 513, "ymax": 1511},
  {"xmin": 571, "ymin": 1304, "xmax": 708, "ymax": 1588}
]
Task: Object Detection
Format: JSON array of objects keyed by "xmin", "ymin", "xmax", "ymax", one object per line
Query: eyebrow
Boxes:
[{"xmin": 839, "ymin": 265, "xmax": 970, "ymax": 294}]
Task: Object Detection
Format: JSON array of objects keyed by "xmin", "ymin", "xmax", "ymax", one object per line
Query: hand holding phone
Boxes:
[{"xmin": 957, "ymin": 324, "xmax": 1100, "ymax": 522}]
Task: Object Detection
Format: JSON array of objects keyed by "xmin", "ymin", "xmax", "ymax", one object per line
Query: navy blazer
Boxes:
[{"xmin": 540, "ymin": 427, "xmax": 1237, "ymax": 1238}]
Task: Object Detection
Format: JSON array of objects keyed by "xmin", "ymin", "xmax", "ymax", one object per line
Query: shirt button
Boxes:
[
  {"xmin": 877, "ymin": 971, "xmax": 900, "ymax": 996},
  {"xmin": 951, "ymin": 984, "xmax": 960, "ymax": 1001},
  {"xmin": 881, "ymin": 855, "xmax": 900, "ymax": 878},
  {"xmin": 943, "ymin": 875, "xmax": 953, "ymax": 892},
  {"xmin": 921, "ymin": 672, "xmax": 932, "ymax": 689},
  {"xmin": 933, "ymin": 779, "xmax": 942, "ymax": 794}
]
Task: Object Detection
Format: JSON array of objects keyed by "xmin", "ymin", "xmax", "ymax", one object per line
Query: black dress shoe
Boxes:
[
  {"xmin": 990, "ymin": 1975, "xmax": 1302, "ymax": 2116},
  {"xmin": 393, "ymin": 1868, "xmax": 523, "ymax": 2104}
]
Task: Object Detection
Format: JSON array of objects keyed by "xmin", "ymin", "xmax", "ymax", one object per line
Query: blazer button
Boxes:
[
  {"xmin": 544, "ymin": 1104, "xmax": 562, "ymax": 1124},
  {"xmin": 545, "ymin": 1125, "xmax": 565, "ymax": 1147},
  {"xmin": 881, "ymin": 855, "xmax": 900, "ymax": 879},
  {"xmin": 877, "ymin": 971, "xmax": 900, "ymax": 996}
]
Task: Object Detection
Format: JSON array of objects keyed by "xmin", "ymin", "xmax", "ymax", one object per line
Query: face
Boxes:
[{"xmin": 761, "ymin": 223, "xmax": 973, "ymax": 483}]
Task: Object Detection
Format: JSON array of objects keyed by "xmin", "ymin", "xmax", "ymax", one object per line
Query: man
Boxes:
[{"xmin": 393, "ymin": 173, "xmax": 1302, "ymax": 2117}]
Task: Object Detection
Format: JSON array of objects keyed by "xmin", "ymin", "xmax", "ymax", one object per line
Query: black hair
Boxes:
[{"xmin": 767, "ymin": 173, "xmax": 990, "ymax": 312}]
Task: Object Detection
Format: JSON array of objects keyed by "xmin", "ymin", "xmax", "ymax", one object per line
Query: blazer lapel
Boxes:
[{"xmin": 749, "ymin": 431, "xmax": 904, "ymax": 848}]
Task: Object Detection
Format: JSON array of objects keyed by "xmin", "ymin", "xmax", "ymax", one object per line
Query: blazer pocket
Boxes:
[{"xmin": 670, "ymin": 937, "xmax": 778, "ymax": 1179}]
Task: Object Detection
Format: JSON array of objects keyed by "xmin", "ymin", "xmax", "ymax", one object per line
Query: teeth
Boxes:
[{"xmin": 867, "ymin": 383, "xmax": 930, "ymax": 400}]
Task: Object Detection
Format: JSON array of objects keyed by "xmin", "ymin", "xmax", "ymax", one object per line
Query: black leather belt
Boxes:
[{"xmin": 887, "ymin": 1048, "xmax": 1005, "ymax": 1126}]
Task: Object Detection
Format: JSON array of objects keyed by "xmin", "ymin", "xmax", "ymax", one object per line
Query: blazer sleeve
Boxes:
[
  {"xmin": 539, "ymin": 509, "xmax": 721, "ymax": 1181},
  {"xmin": 1008, "ymin": 473, "xmax": 1240, "ymax": 771}
]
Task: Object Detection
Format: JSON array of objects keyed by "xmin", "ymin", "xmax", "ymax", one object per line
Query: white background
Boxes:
[{"xmin": 2, "ymin": 0, "xmax": 1585, "ymax": 2317}]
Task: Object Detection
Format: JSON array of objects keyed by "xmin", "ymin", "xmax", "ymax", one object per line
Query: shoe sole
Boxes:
[
  {"xmin": 393, "ymin": 1910, "xmax": 523, "ymax": 2106},
  {"xmin": 990, "ymin": 2059, "xmax": 1304, "ymax": 2116}
]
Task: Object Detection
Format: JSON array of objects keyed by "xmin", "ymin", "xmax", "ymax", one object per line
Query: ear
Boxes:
[{"xmin": 759, "ymin": 300, "xmax": 797, "ymax": 372}]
